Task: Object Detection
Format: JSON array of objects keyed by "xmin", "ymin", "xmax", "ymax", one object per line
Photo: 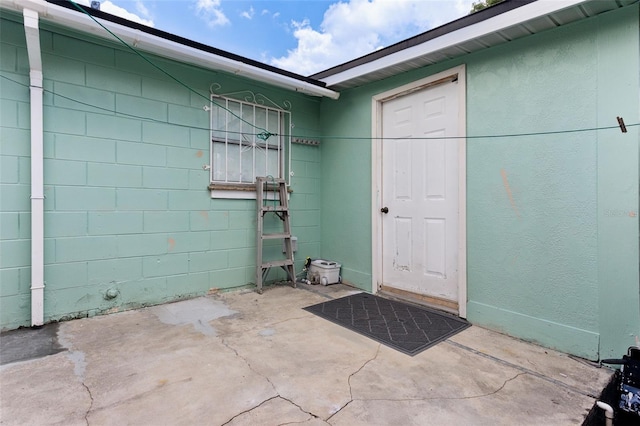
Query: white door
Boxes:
[{"xmin": 381, "ymin": 81, "xmax": 459, "ymax": 304}]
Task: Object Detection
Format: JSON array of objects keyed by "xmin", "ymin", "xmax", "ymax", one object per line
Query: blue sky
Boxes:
[{"xmin": 75, "ymin": 0, "xmax": 474, "ymax": 76}]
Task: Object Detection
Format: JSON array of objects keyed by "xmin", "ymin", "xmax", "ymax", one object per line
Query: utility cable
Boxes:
[
  {"xmin": 65, "ymin": 0, "xmax": 274, "ymax": 141},
  {"xmin": 2, "ymin": 72, "xmax": 637, "ymax": 141},
  {"xmin": 54, "ymin": 0, "xmax": 639, "ymax": 141},
  {"xmin": 59, "ymin": 0, "xmax": 639, "ymax": 142}
]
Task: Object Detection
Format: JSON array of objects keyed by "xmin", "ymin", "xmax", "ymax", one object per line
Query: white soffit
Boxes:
[
  {"xmin": 0, "ymin": 0, "xmax": 339, "ymax": 99},
  {"xmin": 318, "ymin": 0, "xmax": 636, "ymax": 90}
]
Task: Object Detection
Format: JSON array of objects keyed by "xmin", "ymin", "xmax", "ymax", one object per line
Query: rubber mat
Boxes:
[{"xmin": 304, "ymin": 292, "xmax": 470, "ymax": 356}]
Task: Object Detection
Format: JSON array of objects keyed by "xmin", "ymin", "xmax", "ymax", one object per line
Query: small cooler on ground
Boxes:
[{"xmin": 308, "ymin": 259, "xmax": 341, "ymax": 285}]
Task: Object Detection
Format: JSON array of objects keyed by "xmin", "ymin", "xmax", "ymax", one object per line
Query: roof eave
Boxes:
[
  {"xmin": 0, "ymin": 0, "xmax": 340, "ymax": 99},
  {"xmin": 314, "ymin": 0, "xmax": 590, "ymax": 89}
]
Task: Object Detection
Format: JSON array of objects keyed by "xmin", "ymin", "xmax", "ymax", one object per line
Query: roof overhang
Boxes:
[
  {"xmin": 312, "ymin": 0, "xmax": 637, "ymax": 91},
  {"xmin": 0, "ymin": 0, "xmax": 340, "ymax": 99}
]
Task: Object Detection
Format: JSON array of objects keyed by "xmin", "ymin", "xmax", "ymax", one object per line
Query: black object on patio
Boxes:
[{"xmin": 304, "ymin": 292, "xmax": 470, "ymax": 356}]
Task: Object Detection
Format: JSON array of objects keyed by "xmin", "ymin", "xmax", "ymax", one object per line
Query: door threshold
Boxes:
[{"xmin": 378, "ymin": 285, "xmax": 459, "ymax": 316}]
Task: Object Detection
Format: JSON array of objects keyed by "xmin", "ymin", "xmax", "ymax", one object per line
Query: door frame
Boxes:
[{"xmin": 371, "ymin": 64, "xmax": 467, "ymax": 318}]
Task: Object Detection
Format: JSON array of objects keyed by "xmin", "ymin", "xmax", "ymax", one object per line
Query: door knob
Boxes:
[{"xmin": 380, "ymin": 207, "xmax": 389, "ymax": 214}]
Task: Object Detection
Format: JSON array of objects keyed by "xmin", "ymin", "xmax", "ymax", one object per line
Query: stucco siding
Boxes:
[
  {"xmin": 318, "ymin": 5, "xmax": 639, "ymax": 359},
  {"xmin": 465, "ymin": 10, "xmax": 600, "ymax": 358}
]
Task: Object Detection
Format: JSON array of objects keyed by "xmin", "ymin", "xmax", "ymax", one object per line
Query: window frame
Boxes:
[{"xmin": 209, "ymin": 94, "xmax": 292, "ymax": 199}]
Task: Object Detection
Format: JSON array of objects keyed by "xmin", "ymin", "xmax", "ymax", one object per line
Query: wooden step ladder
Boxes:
[{"xmin": 255, "ymin": 177, "xmax": 296, "ymax": 294}]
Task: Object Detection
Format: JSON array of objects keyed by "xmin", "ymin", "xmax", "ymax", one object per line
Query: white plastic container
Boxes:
[{"xmin": 308, "ymin": 259, "xmax": 341, "ymax": 285}]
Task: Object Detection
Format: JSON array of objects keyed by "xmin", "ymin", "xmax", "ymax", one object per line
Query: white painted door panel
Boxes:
[{"xmin": 381, "ymin": 81, "xmax": 459, "ymax": 301}]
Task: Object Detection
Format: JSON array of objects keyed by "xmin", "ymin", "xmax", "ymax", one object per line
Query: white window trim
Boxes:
[{"xmin": 209, "ymin": 93, "xmax": 292, "ymax": 199}]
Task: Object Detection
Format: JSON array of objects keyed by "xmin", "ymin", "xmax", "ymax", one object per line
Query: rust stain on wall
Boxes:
[
  {"xmin": 500, "ymin": 168, "xmax": 520, "ymax": 218},
  {"xmin": 199, "ymin": 211, "xmax": 209, "ymax": 222},
  {"xmin": 196, "ymin": 150, "xmax": 203, "ymax": 158},
  {"xmin": 168, "ymin": 237, "xmax": 176, "ymax": 251}
]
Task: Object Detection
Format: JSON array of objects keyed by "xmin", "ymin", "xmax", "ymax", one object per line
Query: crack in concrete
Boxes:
[
  {"xmin": 220, "ymin": 395, "xmax": 280, "ymax": 426},
  {"xmin": 81, "ymin": 381, "xmax": 94, "ymax": 426},
  {"xmin": 88, "ymin": 377, "xmax": 194, "ymax": 415},
  {"xmin": 214, "ymin": 314, "xmax": 311, "ymax": 338},
  {"xmin": 266, "ymin": 315, "xmax": 312, "ymax": 328},
  {"xmin": 278, "ymin": 395, "xmax": 322, "ymax": 422},
  {"xmin": 57, "ymin": 328, "xmax": 94, "ymax": 425},
  {"xmin": 323, "ymin": 348, "xmax": 524, "ymax": 423},
  {"xmin": 220, "ymin": 337, "xmax": 279, "ymax": 395},
  {"xmin": 325, "ymin": 344, "xmax": 381, "ymax": 423},
  {"xmin": 358, "ymin": 372, "xmax": 527, "ymax": 403},
  {"xmin": 445, "ymin": 340, "xmax": 600, "ymax": 398},
  {"xmin": 219, "ymin": 394, "xmax": 323, "ymax": 426},
  {"xmin": 219, "ymin": 338, "xmax": 323, "ymax": 425}
]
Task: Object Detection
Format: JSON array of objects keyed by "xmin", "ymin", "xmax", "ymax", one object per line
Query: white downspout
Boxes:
[{"xmin": 23, "ymin": 8, "xmax": 45, "ymax": 327}]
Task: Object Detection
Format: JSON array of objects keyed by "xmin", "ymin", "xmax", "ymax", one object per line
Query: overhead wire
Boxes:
[
  {"xmin": 65, "ymin": 0, "xmax": 274, "ymax": 141},
  {"xmin": 59, "ymin": 0, "xmax": 636, "ymax": 141},
  {"xmin": 0, "ymin": 0, "xmax": 633, "ymax": 142},
  {"xmin": 3, "ymin": 71, "xmax": 636, "ymax": 141},
  {"xmin": 6, "ymin": 0, "xmax": 621, "ymax": 141}
]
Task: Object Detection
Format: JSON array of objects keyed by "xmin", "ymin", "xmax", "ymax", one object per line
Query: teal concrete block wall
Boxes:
[
  {"xmin": 0, "ymin": 14, "xmax": 322, "ymax": 329},
  {"xmin": 319, "ymin": 6, "xmax": 639, "ymax": 359},
  {"xmin": 0, "ymin": 17, "xmax": 32, "ymax": 329}
]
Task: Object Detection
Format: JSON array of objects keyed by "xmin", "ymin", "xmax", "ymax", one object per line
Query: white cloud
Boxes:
[
  {"xmin": 75, "ymin": 0, "xmax": 154, "ymax": 26},
  {"xmin": 135, "ymin": 1, "xmax": 150, "ymax": 18},
  {"xmin": 241, "ymin": 6, "xmax": 255, "ymax": 20},
  {"xmin": 270, "ymin": 0, "xmax": 474, "ymax": 76},
  {"xmin": 195, "ymin": 0, "xmax": 230, "ymax": 27},
  {"xmin": 260, "ymin": 9, "xmax": 280, "ymax": 19}
]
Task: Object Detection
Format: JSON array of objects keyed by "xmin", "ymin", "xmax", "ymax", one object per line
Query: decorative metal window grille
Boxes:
[{"xmin": 210, "ymin": 95, "xmax": 291, "ymax": 185}]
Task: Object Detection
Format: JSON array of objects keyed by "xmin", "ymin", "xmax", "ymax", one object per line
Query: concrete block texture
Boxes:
[
  {"xmin": 0, "ymin": 155, "xmax": 19, "ymax": 183},
  {"xmin": 142, "ymin": 121, "xmax": 190, "ymax": 147},
  {"xmin": 88, "ymin": 212, "xmax": 143, "ymax": 235},
  {"xmin": 55, "ymin": 187, "xmax": 116, "ymax": 211},
  {"xmin": 142, "ymin": 166, "xmax": 189, "ymax": 190},
  {"xmin": 55, "ymin": 134, "xmax": 116, "ymax": 163},
  {"xmin": 45, "ymin": 212, "xmax": 87, "ymax": 238},
  {"xmin": 0, "ymin": 14, "xmax": 323, "ymax": 330},
  {"xmin": 44, "ymin": 159, "xmax": 87, "ymax": 186},
  {"xmin": 88, "ymin": 163, "xmax": 142, "ymax": 187},
  {"xmin": 56, "ymin": 236, "xmax": 118, "ymax": 263},
  {"xmin": 0, "ymin": 213, "xmax": 20, "ymax": 240},
  {"xmin": 116, "ymin": 188, "xmax": 167, "ymax": 211}
]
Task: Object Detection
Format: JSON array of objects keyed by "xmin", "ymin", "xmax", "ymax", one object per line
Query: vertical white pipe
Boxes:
[{"xmin": 23, "ymin": 8, "xmax": 45, "ymax": 327}]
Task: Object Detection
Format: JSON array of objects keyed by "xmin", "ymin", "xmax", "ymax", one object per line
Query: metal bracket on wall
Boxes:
[{"xmin": 292, "ymin": 138, "xmax": 320, "ymax": 146}]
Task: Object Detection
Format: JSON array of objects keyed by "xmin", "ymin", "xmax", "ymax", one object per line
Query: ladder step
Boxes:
[
  {"xmin": 261, "ymin": 206, "xmax": 288, "ymax": 212},
  {"xmin": 256, "ymin": 177, "xmax": 286, "ymax": 184},
  {"xmin": 262, "ymin": 233, "xmax": 291, "ymax": 240},
  {"xmin": 261, "ymin": 259, "xmax": 294, "ymax": 268}
]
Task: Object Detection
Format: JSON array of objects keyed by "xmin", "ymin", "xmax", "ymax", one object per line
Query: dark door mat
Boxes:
[
  {"xmin": 0, "ymin": 323, "xmax": 65, "ymax": 365},
  {"xmin": 304, "ymin": 292, "xmax": 470, "ymax": 356}
]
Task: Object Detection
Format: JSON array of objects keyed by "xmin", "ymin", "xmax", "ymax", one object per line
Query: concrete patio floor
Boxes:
[{"xmin": 0, "ymin": 284, "xmax": 612, "ymax": 425}]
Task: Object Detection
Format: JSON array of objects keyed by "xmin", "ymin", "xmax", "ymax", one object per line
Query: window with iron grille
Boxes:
[{"xmin": 210, "ymin": 95, "xmax": 291, "ymax": 191}]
